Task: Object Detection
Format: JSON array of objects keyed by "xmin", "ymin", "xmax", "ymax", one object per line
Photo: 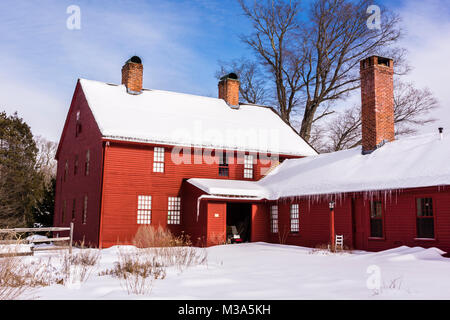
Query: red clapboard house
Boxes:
[
  {"xmin": 54, "ymin": 56, "xmax": 317, "ymax": 248},
  {"xmin": 55, "ymin": 55, "xmax": 450, "ymax": 255}
]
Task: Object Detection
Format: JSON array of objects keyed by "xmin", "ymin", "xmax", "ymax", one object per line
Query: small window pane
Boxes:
[
  {"xmin": 137, "ymin": 195, "xmax": 152, "ymax": 224},
  {"xmin": 270, "ymin": 205, "xmax": 278, "ymax": 233},
  {"xmin": 369, "ymin": 201, "xmax": 383, "ymax": 238},
  {"xmin": 244, "ymin": 155, "xmax": 254, "ymax": 179},
  {"xmin": 168, "ymin": 197, "xmax": 181, "ymax": 225},
  {"xmin": 290, "ymin": 204, "xmax": 299, "ymax": 233},
  {"xmin": 153, "ymin": 147, "xmax": 165, "ymax": 173},
  {"xmin": 82, "ymin": 196, "xmax": 88, "ymax": 224},
  {"xmin": 416, "ymin": 198, "xmax": 434, "ymax": 238}
]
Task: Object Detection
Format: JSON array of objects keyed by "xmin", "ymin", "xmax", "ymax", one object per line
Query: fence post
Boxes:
[{"xmin": 69, "ymin": 222, "xmax": 74, "ymax": 254}]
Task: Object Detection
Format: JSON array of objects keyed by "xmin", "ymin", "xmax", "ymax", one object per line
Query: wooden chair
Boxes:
[{"xmin": 335, "ymin": 235, "xmax": 344, "ymax": 251}]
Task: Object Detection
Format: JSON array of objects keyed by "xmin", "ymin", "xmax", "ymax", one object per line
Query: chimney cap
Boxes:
[
  {"xmin": 126, "ymin": 56, "xmax": 142, "ymax": 65},
  {"xmin": 361, "ymin": 56, "xmax": 393, "ymax": 69},
  {"xmin": 220, "ymin": 72, "xmax": 239, "ymax": 81}
]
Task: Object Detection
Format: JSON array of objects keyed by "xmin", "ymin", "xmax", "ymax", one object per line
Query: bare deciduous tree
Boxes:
[
  {"xmin": 234, "ymin": 0, "xmax": 403, "ymax": 142},
  {"xmin": 216, "ymin": 58, "xmax": 269, "ymax": 105},
  {"xmin": 34, "ymin": 136, "xmax": 57, "ymax": 187},
  {"xmin": 317, "ymin": 80, "xmax": 439, "ymax": 152}
]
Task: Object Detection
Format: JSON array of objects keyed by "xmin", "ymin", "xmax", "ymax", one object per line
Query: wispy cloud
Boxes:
[
  {"xmin": 396, "ymin": 0, "xmax": 450, "ymax": 133},
  {"xmin": 0, "ymin": 0, "xmax": 246, "ymax": 141}
]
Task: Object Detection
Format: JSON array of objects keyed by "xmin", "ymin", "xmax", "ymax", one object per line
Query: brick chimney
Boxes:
[
  {"xmin": 218, "ymin": 73, "xmax": 240, "ymax": 107},
  {"xmin": 360, "ymin": 56, "xmax": 395, "ymax": 154},
  {"xmin": 121, "ymin": 56, "xmax": 143, "ymax": 94}
]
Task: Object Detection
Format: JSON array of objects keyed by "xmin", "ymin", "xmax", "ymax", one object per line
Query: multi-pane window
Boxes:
[
  {"xmin": 75, "ymin": 110, "xmax": 82, "ymax": 137},
  {"xmin": 85, "ymin": 150, "xmax": 90, "ymax": 176},
  {"xmin": 370, "ymin": 201, "xmax": 383, "ymax": 238},
  {"xmin": 218, "ymin": 152, "xmax": 229, "ymax": 177},
  {"xmin": 244, "ymin": 155, "xmax": 254, "ymax": 179},
  {"xmin": 168, "ymin": 197, "xmax": 181, "ymax": 225},
  {"xmin": 82, "ymin": 196, "xmax": 88, "ymax": 225},
  {"xmin": 72, "ymin": 199, "xmax": 76, "ymax": 221},
  {"xmin": 290, "ymin": 204, "xmax": 299, "ymax": 233},
  {"xmin": 416, "ymin": 198, "xmax": 434, "ymax": 239},
  {"xmin": 74, "ymin": 155, "xmax": 79, "ymax": 175},
  {"xmin": 137, "ymin": 195, "xmax": 152, "ymax": 224},
  {"xmin": 153, "ymin": 147, "xmax": 165, "ymax": 173},
  {"xmin": 270, "ymin": 205, "xmax": 278, "ymax": 233}
]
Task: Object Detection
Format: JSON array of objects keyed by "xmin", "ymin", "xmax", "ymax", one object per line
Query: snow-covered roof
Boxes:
[
  {"xmin": 79, "ymin": 79, "xmax": 317, "ymax": 157},
  {"xmin": 259, "ymin": 133, "xmax": 450, "ymax": 199},
  {"xmin": 188, "ymin": 178, "xmax": 269, "ymax": 198}
]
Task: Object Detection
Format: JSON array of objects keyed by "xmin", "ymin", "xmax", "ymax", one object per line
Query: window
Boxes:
[
  {"xmin": 370, "ymin": 201, "xmax": 383, "ymax": 238},
  {"xmin": 74, "ymin": 155, "xmax": 78, "ymax": 175},
  {"xmin": 218, "ymin": 152, "xmax": 229, "ymax": 177},
  {"xmin": 270, "ymin": 205, "xmax": 278, "ymax": 233},
  {"xmin": 85, "ymin": 150, "xmax": 90, "ymax": 176},
  {"xmin": 168, "ymin": 197, "xmax": 181, "ymax": 225},
  {"xmin": 244, "ymin": 155, "xmax": 254, "ymax": 179},
  {"xmin": 64, "ymin": 161, "xmax": 68, "ymax": 182},
  {"xmin": 416, "ymin": 198, "xmax": 434, "ymax": 239},
  {"xmin": 75, "ymin": 110, "xmax": 82, "ymax": 137},
  {"xmin": 153, "ymin": 147, "xmax": 165, "ymax": 173},
  {"xmin": 82, "ymin": 196, "xmax": 88, "ymax": 224},
  {"xmin": 72, "ymin": 199, "xmax": 76, "ymax": 221},
  {"xmin": 137, "ymin": 195, "xmax": 152, "ymax": 224},
  {"xmin": 62, "ymin": 200, "xmax": 67, "ymax": 224},
  {"xmin": 290, "ymin": 204, "xmax": 299, "ymax": 233}
]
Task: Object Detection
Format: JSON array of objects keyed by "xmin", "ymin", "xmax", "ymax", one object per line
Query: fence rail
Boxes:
[{"xmin": 0, "ymin": 223, "xmax": 73, "ymax": 255}]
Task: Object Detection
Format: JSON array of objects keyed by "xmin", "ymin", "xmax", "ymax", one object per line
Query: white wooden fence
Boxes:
[{"xmin": 0, "ymin": 222, "xmax": 73, "ymax": 255}]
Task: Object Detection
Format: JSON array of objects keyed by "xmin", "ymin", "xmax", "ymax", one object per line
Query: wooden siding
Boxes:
[
  {"xmin": 267, "ymin": 187, "xmax": 450, "ymax": 254},
  {"xmin": 98, "ymin": 140, "xmax": 295, "ymax": 248},
  {"xmin": 53, "ymin": 82, "xmax": 104, "ymax": 247}
]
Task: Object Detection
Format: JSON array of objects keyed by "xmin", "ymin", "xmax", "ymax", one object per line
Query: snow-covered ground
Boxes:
[{"xmin": 11, "ymin": 243, "xmax": 450, "ymax": 300}]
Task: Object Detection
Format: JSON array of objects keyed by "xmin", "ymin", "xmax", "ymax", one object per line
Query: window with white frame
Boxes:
[
  {"xmin": 168, "ymin": 197, "xmax": 181, "ymax": 225},
  {"xmin": 270, "ymin": 205, "xmax": 278, "ymax": 233},
  {"xmin": 82, "ymin": 195, "xmax": 88, "ymax": 225},
  {"xmin": 244, "ymin": 154, "xmax": 254, "ymax": 179},
  {"xmin": 290, "ymin": 204, "xmax": 299, "ymax": 233},
  {"xmin": 137, "ymin": 195, "xmax": 152, "ymax": 224},
  {"xmin": 153, "ymin": 147, "xmax": 165, "ymax": 173}
]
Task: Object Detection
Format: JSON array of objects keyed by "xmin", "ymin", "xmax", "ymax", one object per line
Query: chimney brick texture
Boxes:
[
  {"xmin": 360, "ymin": 56, "xmax": 395, "ymax": 153},
  {"xmin": 122, "ymin": 60, "xmax": 143, "ymax": 94},
  {"xmin": 218, "ymin": 76, "xmax": 240, "ymax": 106}
]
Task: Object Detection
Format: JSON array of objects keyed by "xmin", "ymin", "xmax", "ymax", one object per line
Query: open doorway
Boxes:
[{"xmin": 226, "ymin": 203, "xmax": 252, "ymax": 243}]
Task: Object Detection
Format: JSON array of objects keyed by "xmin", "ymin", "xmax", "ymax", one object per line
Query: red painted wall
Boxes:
[
  {"xmin": 251, "ymin": 203, "xmax": 269, "ymax": 242},
  {"xmin": 54, "ymin": 81, "xmax": 104, "ymax": 247},
  {"xmin": 98, "ymin": 140, "xmax": 294, "ymax": 248},
  {"xmin": 206, "ymin": 202, "xmax": 227, "ymax": 246},
  {"xmin": 267, "ymin": 187, "xmax": 450, "ymax": 254}
]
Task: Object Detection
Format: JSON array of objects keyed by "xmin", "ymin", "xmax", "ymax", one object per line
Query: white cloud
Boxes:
[{"xmin": 396, "ymin": 0, "xmax": 450, "ymax": 134}]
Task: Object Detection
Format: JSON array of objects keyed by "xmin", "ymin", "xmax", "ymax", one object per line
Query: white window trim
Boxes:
[
  {"xmin": 82, "ymin": 195, "xmax": 88, "ymax": 225},
  {"xmin": 244, "ymin": 154, "xmax": 254, "ymax": 179},
  {"xmin": 167, "ymin": 197, "xmax": 181, "ymax": 225},
  {"xmin": 137, "ymin": 195, "xmax": 152, "ymax": 224},
  {"xmin": 153, "ymin": 147, "xmax": 165, "ymax": 173},
  {"xmin": 270, "ymin": 205, "xmax": 278, "ymax": 233},
  {"xmin": 290, "ymin": 204, "xmax": 299, "ymax": 233}
]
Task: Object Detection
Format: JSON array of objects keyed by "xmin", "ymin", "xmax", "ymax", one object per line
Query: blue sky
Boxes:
[{"xmin": 1, "ymin": 0, "xmax": 449, "ymax": 141}]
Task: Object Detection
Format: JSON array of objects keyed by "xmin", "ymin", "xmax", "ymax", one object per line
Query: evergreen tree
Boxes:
[
  {"xmin": 32, "ymin": 177, "xmax": 55, "ymax": 227},
  {"xmin": 0, "ymin": 111, "xmax": 43, "ymax": 227}
]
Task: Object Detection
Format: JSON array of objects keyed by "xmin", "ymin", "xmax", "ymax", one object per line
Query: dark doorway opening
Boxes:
[{"xmin": 226, "ymin": 203, "xmax": 252, "ymax": 243}]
